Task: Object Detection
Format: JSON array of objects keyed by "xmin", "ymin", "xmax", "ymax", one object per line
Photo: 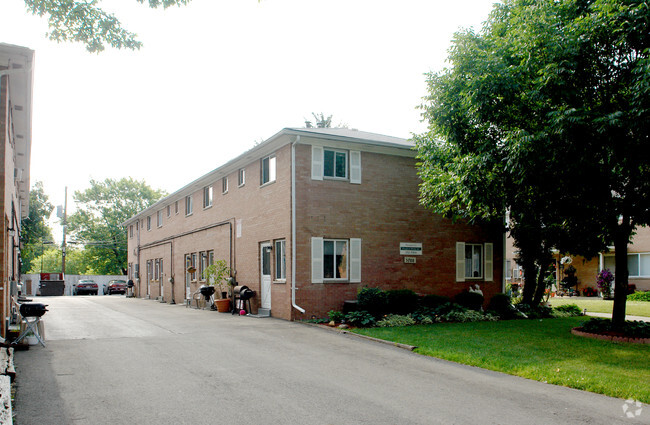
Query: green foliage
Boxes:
[
  {"xmin": 386, "ymin": 289, "xmax": 419, "ymax": 315},
  {"xmin": 486, "ymin": 293, "xmax": 520, "ymax": 319},
  {"xmin": 419, "ymin": 294, "xmax": 451, "ymax": 308},
  {"xmin": 28, "ymin": 246, "xmax": 93, "ymax": 275},
  {"xmin": 20, "ymin": 181, "xmax": 55, "ymax": 274},
  {"xmin": 377, "ymin": 314, "xmax": 416, "ymax": 328},
  {"xmin": 581, "ymin": 318, "xmax": 650, "ymax": 338},
  {"xmin": 202, "ymin": 260, "xmax": 231, "ymax": 296},
  {"xmin": 553, "ymin": 304, "xmax": 583, "ymax": 317},
  {"xmin": 24, "ymin": 0, "xmax": 191, "ymax": 52},
  {"xmin": 453, "ymin": 291, "xmax": 484, "ymax": 311},
  {"xmin": 357, "ymin": 287, "xmax": 388, "ymax": 317},
  {"xmin": 67, "ymin": 178, "xmax": 165, "ymax": 275},
  {"xmin": 344, "ymin": 310, "xmax": 376, "ymax": 328},
  {"xmin": 441, "ymin": 310, "xmax": 498, "ymax": 323},
  {"xmin": 514, "ymin": 303, "xmax": 554, "ymax": 320},
  {"xmin": 327, "ymin": 310, "xmax": 345, "ymax": 323},
  {"xmin": 627, "ymin": 291, "xmax": 650, "ymax": 302}
]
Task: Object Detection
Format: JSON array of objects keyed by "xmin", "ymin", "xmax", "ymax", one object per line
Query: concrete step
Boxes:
[{"xmin": 255, "ymin": 308, "xmax": 271, "ymax": 317}]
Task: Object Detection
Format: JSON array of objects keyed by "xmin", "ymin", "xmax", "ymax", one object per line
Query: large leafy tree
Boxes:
[
  {"xmin": 22, "ymin": 0, "xmax": 191, "ymax": 52},
  {"xmin": 20, "ymin": 181, "xmax": 55, "ymax": 274},
  {"xmin": 67, "ymin": 178, "xmax": 165, "ymax": 274},
  {"xmin": 415, "ymin": 0, "xmax": 650, "ymax": 326}
]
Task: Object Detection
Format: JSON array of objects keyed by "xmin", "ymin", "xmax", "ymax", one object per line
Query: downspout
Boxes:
[{"xmin": 291, "ymin": 137, "xmax": 305, "ymax": 314}]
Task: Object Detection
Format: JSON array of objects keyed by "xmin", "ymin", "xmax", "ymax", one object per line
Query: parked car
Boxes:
[
  {"xmin": 104, "ymin": 279, "xmax": 127, "ymax": 295},
  {"xmin": 74, "ymin": 279, "xmax": 98, "ymax": 295}
]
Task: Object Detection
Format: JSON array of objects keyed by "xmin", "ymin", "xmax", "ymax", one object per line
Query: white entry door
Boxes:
[{"xmin": 260, "ymin": 243, "xmax": 272, "ymax": 309}]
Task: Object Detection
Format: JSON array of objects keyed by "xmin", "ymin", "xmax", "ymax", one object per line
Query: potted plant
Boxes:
[
  {"xmin": 596, "ymin": 268, "xmax": 614, "ymax": 299},
  {"xmin": 203, "ymin": 260, "xmax": 232, "ymax": 312}
]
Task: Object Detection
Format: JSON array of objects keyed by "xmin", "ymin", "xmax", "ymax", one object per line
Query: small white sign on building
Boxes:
[
  {"xmin": 400, "ymin": 243, "xmax": 422, "ymax": 256},
  {"xmin": 404, "ymin": 257, "xmax": 417, "ymax": 264}
]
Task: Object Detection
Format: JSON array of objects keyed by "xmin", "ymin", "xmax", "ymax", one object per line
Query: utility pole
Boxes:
[{"xmin": 61, "ymin": 187, "xmax": 67, "ymax": 275}]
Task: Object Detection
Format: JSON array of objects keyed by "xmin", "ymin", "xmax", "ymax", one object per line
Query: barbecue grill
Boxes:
[
  {"xmin": 14, "ymin": 303, "xmax": 48, "ymax": 347},
  {"xmin": 232, "ymin": 285, "xmax": 255, "ymax": 315}
]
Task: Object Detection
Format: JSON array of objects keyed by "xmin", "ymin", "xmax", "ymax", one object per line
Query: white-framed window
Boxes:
[
  {"xmin": 312, "ymin": 146, "xmax": 361, "ymax": 184},
  {"xmin": 129, "ymin": 225, "xmax": 133, "ymax": 238},
  {"xmin": 157, "ymin": 210, "xmax": 163, "ymax": 228},
  {"xmin": 208, "ymin": 250, "xmax": 214, "ymax": 266},
  {"xmin": 167, "ymin": 205, "xmax": 171, "ymax": 217},
  {"xmin": 175, "ymin": 200, "xmax": 179, "ymax": 215},
  {"xmin": 238, "ymin": 168, "xmax": 246, "ymax": 187},
  {"xmin": 154, "ymin": 259, "xmax": 160, "ymax": 281},
  {"xmin": 203, "ymin": 185, "xmax": 213, "ymax": 208},
  {"xmin": 324, "ymin": 149, "xmax": 348, "ymax": 179},
  {"xmin": 261, "ymin": 155, "xmax": 276, "ymax": 185},
  {"xmin": 455, "ymin": 242, "xmax": 493, "ymax": 282},
  {"xmin": 222, "ymin": 177, "xmax": 228, "ymax": 194},
  {"xmin": 190, "ymin": 253, "xmax": 197, "ymax": 281},
  {"xmin": 311, "ymin": 237, "xmax": 361, "ymax": 283},
  {"xmin": 185, "ymin": 195, "xmax": 193, "ymax": 216},
  {"xmin": 275, "ymin": 239, "xmax": 286, "ymax": 281},
  {"xmin": 603, "ymin": 253, "xmax": 650, "ymax": 277},
  {"xmin": 199, "ymin": 251, "xmax": 208, "ymax": 280},
  {"xmin": 147, "ymin": 216, "xmax": 151, "ymax": 231}
]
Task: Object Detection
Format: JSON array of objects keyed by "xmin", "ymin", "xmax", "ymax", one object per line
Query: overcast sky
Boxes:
[{"xmin": 1, "ymin": 0, "xmax": 497, "ymax": 238}]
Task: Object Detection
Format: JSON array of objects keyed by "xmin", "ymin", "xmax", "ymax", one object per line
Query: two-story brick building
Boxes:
[
  {"xmin": 124, "ymin": 127, "xmax": 504, "ymax": 320},
  {"xmin": 1, "ymin": 43, "xmax": 34, "ymax": 337}
]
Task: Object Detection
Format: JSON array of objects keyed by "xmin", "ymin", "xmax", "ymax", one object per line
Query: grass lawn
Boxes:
[
  {"xmin": 548, "ymin": 297, "xmax": 650, "ymax": 317},
  {"xmin": 352, "ymin": 317, "xmax": 650, "ymax": 403}
]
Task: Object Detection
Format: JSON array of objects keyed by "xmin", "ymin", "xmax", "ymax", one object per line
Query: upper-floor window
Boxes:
[
  {"xmin": 185, "ymin": 195, "xmax": 193, "ymax": 216},
  {"xmin": 238, "ymin": 168, "xmax": 246, "ymax": 187},
  {"xmin": 129, "ymin": 225, "xmax": 133, "ymax": 238},
  {"xmin": 324, "ymin": 149, "xmax": 347, "ymax": 179},
  {"xmin": 222, "ymin": 177, "xmax": 228, "ymax": 194},
  {"xmin": 147, "ymin": 216, "xmax": 152, "ymax": 231},
  {"xmin": 157, "ymin": 210, "xmax": 163, "ymax": 228},
  {"xmin": 261, "ymin": 155, "xmax": 276, "ymax": 185},
  {"xmin": 203, "ymin": 185, "xmax": 213, "ymax": 208},
  {"xmin": 167, "ymin": 205, "xmax": 171, "ymax": 217},
  {"xmin": 175, "ymin": 200, "xmax": 179, "ymax": 215}
]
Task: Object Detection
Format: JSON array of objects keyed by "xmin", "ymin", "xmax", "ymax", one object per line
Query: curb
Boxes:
[{"xmin": 298, "ymin": 322, "xmax": 417, "ymax": 351}]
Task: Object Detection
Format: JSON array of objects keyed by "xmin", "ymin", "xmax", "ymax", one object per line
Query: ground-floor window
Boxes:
[
  {"xmin": 311, "ymin": 237, "xmax": 361, "ymax": 283},
  {"xmin": 603, "ymin": 253, "xmax": 650, "ymax": 277},
  {"xmin": 456, "ymin": 242, "xmax": 493, "ymax": 282},
  {"xmin": 275, "ymin": 239, "xmax": 286, "ymax": 281}
]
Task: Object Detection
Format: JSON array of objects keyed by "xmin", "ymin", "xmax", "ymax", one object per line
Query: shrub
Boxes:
[
  {"xmin": 419, "ymin": 294, "xmax": 451, "ymax": 308},
  {"xmin": 454, "ymin": 291, "xmax": 484, "ymax": 311},
  {"xmin": 581, "ymin": 318, "xmax": 650, "ymax": 338},
  {"xmin": 553, "ymin": 304, "xmax": 583, "ymax": 317},
  {"xmin": 357, "ymin": 287, "xmax": 388, "ymax": 317},
  {"xmin": 411, "ymin": 306, "xmax": 438, "ymax": 323},
  {"xmin": 328, "ymin": 310, "xmax": 345, "ymax": 323},
  {"xmin": 377, "ymin": 314, "xmax": 416, "ymax": 327},
  {"xmin": 627, "ymin": 291, "xmax": 650, "ymax": 302},
  {"xmin": 345, "ymin": 310, "xmax": 376, "ymax": 328},
  {"xmin": 419, "ymin": 316, "xmax": 434, "ymax": 325},
  {"xmin": 441, "ymin": 310, "xmax": 498, "ymax": 323},
  {"xmin": 386, "ymin": 289, "xmax": 419, "ymax": 315},
  {"xmin": 514, "ymin": 303, "xmax": 553, "ymax": 319},
  {"xmin": 435, "ymin": 302, "xmax": 467, "ymax": 316},
  {"xmin": 486, "ymin": 293, "xmax": 517, "ymax": 319}
]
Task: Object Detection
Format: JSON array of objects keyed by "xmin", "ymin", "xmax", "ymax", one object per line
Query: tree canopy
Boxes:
[
  {"xmin": 23, "ymin": 0, "xmax": 191, "ymax": 52},
  {"xmin": 67, "ymin": 178, "xmax": 166, "ymax": 274},
  {"xmin": 20, "ymin": 181, "xmax": 54, "ymax": 273},
  {"xmin": 415, "ymin": 0, "xmax": 650, "ymax": 325}
]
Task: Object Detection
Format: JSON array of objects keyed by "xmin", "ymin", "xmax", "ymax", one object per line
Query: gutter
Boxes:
[{"xmin": 291, "ymin": 136, "xmax": 305, "ymax": 314}]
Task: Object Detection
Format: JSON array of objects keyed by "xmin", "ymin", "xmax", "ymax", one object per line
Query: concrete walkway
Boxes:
[{"xmin": 586, "ymin": 312, "xmax": 650, "ymax": 322}]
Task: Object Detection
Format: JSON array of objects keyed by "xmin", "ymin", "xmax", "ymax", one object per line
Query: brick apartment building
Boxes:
[
  {"xmin": 124, "ymin": 127, "xmax": 504, "ymax": 320},
  {"xmin": 1, "ymin": 43, "xmax": 34, "ymax": 337}
]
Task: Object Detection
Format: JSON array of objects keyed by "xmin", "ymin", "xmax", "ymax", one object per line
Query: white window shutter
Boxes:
[
  {"xmin": 311, "ymin": 146, "xmax": 323, "ymax": 181},
  {"xmin": 456, "ymin": 242, "xmax": 466, "ymax": 282},
  {"xmin": 484, "ymin": 243, "xmax": 494, "ymax": 282},
  {"xmin": 350, "ymin": 238, "xmax": 361, "ymax": 283},
  {"xmin": 311, "ymin": 237, "xmax": 323, "ymax": 283},
  {"xmin": 350, "ymin": 151, "xmax": 362, "ymax": 184}
]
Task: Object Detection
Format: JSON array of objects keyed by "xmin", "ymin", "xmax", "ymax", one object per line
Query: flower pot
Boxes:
[{"xmin": 215, "ymin": 298, "xmax": 231, "ymax": 313}]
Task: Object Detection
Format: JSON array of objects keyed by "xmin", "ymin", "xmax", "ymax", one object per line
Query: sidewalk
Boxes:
[{"xmin": 585, "ymin": 311, "xmax": 650, "ymax": 322}]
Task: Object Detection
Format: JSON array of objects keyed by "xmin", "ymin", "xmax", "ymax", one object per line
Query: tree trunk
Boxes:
[
  {"xmin": 532, "ymin": 260, "xmax": 550, "ymax": 305},
  {"xmin": 521, "ymin": 260, "xmax": 538, "ymax": 305},
  {"xmin": 611, "ymin": 220, "xmax": 631, "ymax": 328}
]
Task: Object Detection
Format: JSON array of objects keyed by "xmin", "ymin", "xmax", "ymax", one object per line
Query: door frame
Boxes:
[{"xmin": 260, "ymin": 242, "xmax": 272, "ymax": 309}]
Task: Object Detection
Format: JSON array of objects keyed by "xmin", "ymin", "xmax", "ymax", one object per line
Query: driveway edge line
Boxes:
[{"xmin": 297, "ymin": 322, "xmax": 417, "ymax": 351}]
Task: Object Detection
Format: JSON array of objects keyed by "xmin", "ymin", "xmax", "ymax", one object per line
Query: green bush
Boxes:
[
  {"xmin": 377, "ymin": 314, "xmax": 416, "ymax": 327},
  {"xmin": 357, "ymin": 287, "xmax": 388, "ymax": 317},
  {"xmin": 486, "ymin": 293, "xmax": 518, "ymax": 319},
  {"xmin": 515, "ymin": 303, "xmax": 554, "ymax": 319},
  {"xmin": 441, "ymin": 310, "xmax": 498, "ymax": 323},
  {"xmin": 386, "ymin": 289, "xmax": 419, "ymax": 315},
  {"xmin": 553, "ymin": 304, "xmax": 583, "ymax": 317},
  {"xmin": 627, "ymin": 291, "xmax": 650, "ymax": 302},
  {"xmin": 454, "ymin": 291, "xmax": 484, "ymax": 311},
  {"xmin": 345, "ymin": 310, "xmax": 376, "ymax": 328},
  {"xmin": 581, "ymin": 318, "xmax": 650, "ymax": 338},
  {"xmin": 419, "ymin": 294, "xmax": 451, "ymax": 308},
  {"xmin": 328, "ymin": 310, "xmax": 345, "ymax": 323}
]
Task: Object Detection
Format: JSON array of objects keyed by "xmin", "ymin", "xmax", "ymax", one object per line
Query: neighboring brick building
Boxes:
[
  {"xmin": 124, "ymin": 128, "xmax": 504, "ymax": 320},
  {"xmin": 1, "ymin": 43, "xmax": 34, "ymax": 337}
]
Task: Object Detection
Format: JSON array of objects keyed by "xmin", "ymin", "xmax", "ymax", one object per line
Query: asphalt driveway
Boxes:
[{"xmin": 13, "ymin": 296, "xmax": 643, "ymax": 424}]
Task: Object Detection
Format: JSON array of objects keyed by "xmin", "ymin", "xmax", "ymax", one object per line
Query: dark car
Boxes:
[
  {"xmin": 104, "ymin": 279, "xmax": 127, "ymax": 295},
  {"xmin": 74, "ymin": 279, "xmax": 98, "ymax": 295}
]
